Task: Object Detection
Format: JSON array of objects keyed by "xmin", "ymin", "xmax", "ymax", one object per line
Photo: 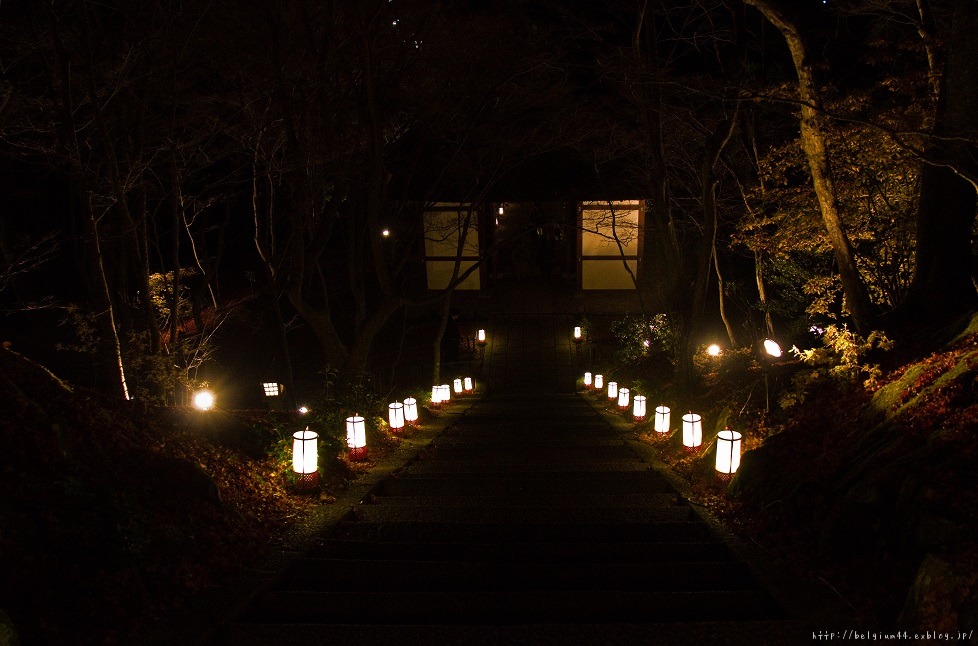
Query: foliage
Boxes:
[
  {"xmin": 780, "ymin": 324, "xmax": 893, "ymax": 408},
  {"xmin": 610, "ymin": 314, "xmax": 672, "ymax": 364}
]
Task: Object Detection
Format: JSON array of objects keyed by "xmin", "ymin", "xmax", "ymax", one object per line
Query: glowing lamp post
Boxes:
[
  {"xmin": 346, "ymin": 415, "xmax": 367, "ymax": 460},
  {"xmin": 477, "ymin": 329, "xmax": 487, "ymax": 346},
  {"xmin": 388, "ymin": 402, "xmax": 405, "ymax": 433},
  {"xmin": 682, "ymin": 413, "xmax": 703, "ymax": 451},
  {"xmin": 193, "ymin": 389, "xmax": 215, "ymax": 411},
  {"xmin": 292, "ymin": 427, "xmax": 319, "ymax": 490},
  {"xmin": 584, "ymin": 372, "xmax": 592, "ymax": 389},
  {"xmin": 573, "ymin": 326, "xmax": 583, "ymax": 343},
  {"xmin": 464, "ymin": 377, "xmax": 474, "ymax": 393},
  {"xmin": 715, "ymin": 427, "xmax": 742, "ymax": 478},
  {"xmin": 617, "ymin": 387, "xmax": 630, "ymax": 411},
  {"xmin": 404, "ymin": 397, "xmax": 419, "ymax": 427},
  {"xmin": 654, "ymin": 406, "xmax": 671, "ymax": 434},
  {"xmin": 454, "ymin": 378, "xmax": 463, "ymax": 395},
  {"xmin": 607, "ymin": 381, "xmax": 618, "ymax": 402},
  {"xmin": 633, "ymin": 395, "xmax": 647, "ymax": 422},
  {"xmin": 594, "ymin": 374, "xmax": 604, "ymax": 390},
  {"xmin": 762, "ymin": 338, "xmax": 783, "ymax": 412}
]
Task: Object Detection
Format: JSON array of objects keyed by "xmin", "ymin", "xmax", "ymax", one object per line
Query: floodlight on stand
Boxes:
[
  {"xmin": 617, "ymin": 387, "xmax": 630, "ymax": 411},
  {"xmin": 404, "ymin": 397, "xmax": 419, "ymax": 427},
  {"xmin": 346, "ymin": 415, "xmax": 367, "ymax": 460},
  {"xmin": 633, "ymin": 395, "xmax": 647, "ymax": 421},
  {"xmin": 654, "ymin": 406, "xmax": 671, "ymax": 434},
  {"xmin": 763, "ymin": 338, "xmax": 783, "ymax": 358},
  {"xmin": 715, "ymin": 427, "xmax": 742, "ymax": 477},
  {"xmin": 292, "ymin": 427, "xmax": 319, "ymax": 490},
  {"xmin": 682, "ymin": 413, "xmax": 703, "ymax": 450},
  {"xmin": 388, "ymin": 402, "xmax": 405, "ymax": 433},
  {"xmin": 193, "ymin": 389, "xmax": 215, "ymax": 411}
]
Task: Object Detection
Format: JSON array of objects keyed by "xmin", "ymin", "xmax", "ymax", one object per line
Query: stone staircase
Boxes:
[{"xmin": 217, "ymin": 395, "xmax": 799, "ymax": 644}]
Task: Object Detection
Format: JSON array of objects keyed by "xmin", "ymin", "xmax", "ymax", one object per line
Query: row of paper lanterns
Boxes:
[{"xmin": 584, "ymin": 371, "xmax": 741, "ymax": 476}]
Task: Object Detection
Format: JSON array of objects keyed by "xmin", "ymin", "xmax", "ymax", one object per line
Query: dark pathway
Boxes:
[{"xmin": 218, "ymin": 394, "xmax": 800, "ymax": 644}]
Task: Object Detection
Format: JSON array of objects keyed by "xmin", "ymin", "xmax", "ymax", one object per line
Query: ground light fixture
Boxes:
[
  {"xmin": 763, "ymin": 338, "xmax": 783, "ymax": 358},
  {"xmin": 633, "ymin": 395, "xmax": 647, "ymax": 421},
  {"xmin": 463, "ymin": 377, "xmax": 473, "ymax": 393},
  {"xmin": 654, "ymin": 405, "xmax": 671, "ymax": 434},
  {"xmin": 388, "ymin": 402, "xmax": 405, "ymax": 433},
  {"xmin": 594, "ymin": 374, "xmax": 604, "ymax": 390},
  {"xmin": 477, "ymin": 329, "xmax": 487, "ymax": 345},
  {"xmin": 584, "ymin": 372, "xmax": 592, "ymax": 388},
  {"xmin": 617, "ymin": 387, "xmax": 630, "ymax": 411},
  {"xmin": 453, "ymin": 378, "xmax": 463, "ymax": 395},
  {"xmin": 716, "ymin": 427, "xmax": 742, "ymax": 476},
  {"xmin": 292, "ymin": 427, "xmax": 319, "ymax": 489},
  {"xmin": 682, "ymin": 413, "xmax": 703, "ymax": 450},
  {"xmin": 193, "ymin": 389, "xmax": 215, "ymax": 411},
  {"xmin": 607, "ymin": 381, "xmax": 618, "ymax": 401},
  {"xmin": 404, "ymin": 397, "xmax": 419, "ymax": 427},
  {"xmin": 298, "ymin": 406, "xmax": 310, "ymax": 415},
  {"xmin": 573, "ymin": 326, "xmax": 583, "ymax": 342},
  {"xmin": 346, "ymin": 415, "xmax": 367, "ymax": 460},
  {"xmin": 707, "ymin": 344, "xmax": 721, "ymax": 357},
  {"xmin": 381, "ymin": 228, "xmax": 390, "ymax": 238}
]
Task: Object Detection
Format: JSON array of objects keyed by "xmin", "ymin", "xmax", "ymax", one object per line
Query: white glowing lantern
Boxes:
[
  {"xmin": 618, "ymin": 387, "xmax": 630, "ymax": 410},
  {"xmin": 763, "ymin": 338, "xmax": 783, "ymax": 358},
  {"xmin": 498, "ymin": 206, "xmax": 504, "ymax": 215},
  {"xmin": 453, "ymin": 378, "xmax": 463, "ymax": 394},
  {"xmin": 262, "ymin": 382, "xmax": 282, "ymax": 397},
  {"xmin": 404, "ymin": 397, "xmax": 419, "ymax": 426},
  {"xmin": 716, "ymin": 428, "xmax": 742, "ymax": 475},
  {"xmin": 346, "ymin": 415, "xmax": 367, "ymax": 459},
  {"xmin": 463, "ymin": 377, "xmax": 473, "ymax": 393},
  {"xmin": 707, "ymin": 344, "xmax": 721, "ymax": 357},
  {"xmin": 439, "ymin": 384, "xmax": 451, "ymax": 404},
  {"xmin": 573, "ymin": 326, "xmax": 583, "ymax": 342},
  {"xmin": 388, "ymin": 402, "xmax": 405, "ymax": 432},
  {"xmin": 633, "ymin": 395, "xmax": 647, "ymax": 421},
  {"xmin": 193, "ymin": 389, "xmax": 215, "ymax": 411},
  {"xmin": 682, "ymin": 413, "xmax": 703, "ymax": 449},
  {"xmin": 654, "ymin": 406, "xmax": 671, "ymax": 434},
  {"xmin": 594, "ymin": 374, "xmax": 604, "ymax": 390},
  {"xmin": 477, "ymin": 329, "xmax": 486, "ymax": 344},
  {"xmin": 431, "ymin": 385, "xmax": 441, "ymax": 407},
  {"xmin": 292, "ymin": 427, "xmax": 318, "ymax": 474},
  {"xmin": 584, "ymin": 372, "xmax": 593, "ymax": 388},
  {"xmin": 607, "ymin": 381, "xmax": 618, "ymax": 400}
]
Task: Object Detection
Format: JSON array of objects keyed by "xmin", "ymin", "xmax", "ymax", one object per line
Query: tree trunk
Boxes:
[
  {"xmin": 88, "ymin": 202, "xmax": 130, "ymax": 400},
  {"xmin": 745, "ymin": 0, "xmax": 877, "ymax": 333},
  {"xmin": 755, "ymin": 248, "xmax": 775, "ymax": 338},
  {"xmin": 715, "ymin": 253, "xmax": 742, "ymax": 347}
]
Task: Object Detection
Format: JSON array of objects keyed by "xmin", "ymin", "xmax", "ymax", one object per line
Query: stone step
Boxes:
[
  {"xmin": 245, "ymin": 589, "xmax": 783, "ymax": 624},
  {"xmin": 309, "ymin": 539, "xmax": 733, "ymax": 563},
  {"xmin": 379, "ymin": 472, "xmax": 673, "ymax": 495},
  {"xmin": 277, "ymin": 558, "xmax": 754, "ymax": 592},
  {"xmin": 220, "ymin": 620, "xmax": 803, "ymax": 646},
  {"xmin": 328, "ymin": 520, "xmax": 711, "ymax": 543},
  {"xmin": 403, "ymin": 460, "xmax": 650, "ymax": 474},
  {"xmin": 370, "ymin": 493, "xmax": 680, "ymax": 508},
  {"xmin": 353, "ymin": 504, "xmax": 693, "ymax": 524}
]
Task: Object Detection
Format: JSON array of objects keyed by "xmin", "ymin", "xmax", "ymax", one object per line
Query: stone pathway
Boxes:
[{"xmin": 218, "ymin": 394, "xmax": 804, "ymax": 644}]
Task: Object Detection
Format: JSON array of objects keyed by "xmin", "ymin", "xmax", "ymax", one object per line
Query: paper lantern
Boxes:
[
  {"xmin": 477, "ymin": 329, "xmax": 486, "ymax": 344},
  {"xmin": 633, "ymin": 395, "xmax": 647, "ymax": 421},
  {"xmin": 431, "ymin": 385, "xmax": 441, "ymax": 408},
  {"xmin": 463, "ymin": 377, "xmax": 473, "ymax": 393},
  {"xmin": 573, "ymin": 326, "xmax": 583, "ymax": 342},
  {"xmin": 346, "ymin": 415, "xmax": 367, "ymax": 460},
  {"xmin": 439, "ymin": 384, "xmax": 451, "ymax": 403},
  {"xmin": 404, "ymin": 397, "xmax": 419, "ymax": 426},
  {"xmin": 584, "ymin": 372, "xmax": 592, "ymax": 388},
  {"xmin": 607, "ymin": 381, "xmax": 618, "ymax": 400},
  {"xmin": 193, "ymin": 389, "xmax": 215, "ymax": 411},
  {"xmin": 716, "ymin": 428, "xmax": 742, "ymax": 475},
  {"xmin": 454, "ymin": 378, "xmax": 463, "ymax": 394},
  {"xmin": 682, "ymin": 413, "xmax": 703, "ymax": 449},
  {"xmin": 654, "ymin": 406, "xmax": 671, "ymax": 434},
  {"xmin": 292, "ymin": 427, "xmax": 319, "ymax": 489},
  {"xmin": 594, "ymin": 374, "xmax": 604, "ymax": 390},
  {"xmin": 388, "ymin": 402, "xmax": 405, "ymax": 432},
  {"xmin": 617, "ymin": 387, "xmax": 630, "ymax": 410}
]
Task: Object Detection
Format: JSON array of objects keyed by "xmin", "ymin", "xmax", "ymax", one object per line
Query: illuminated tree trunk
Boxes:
[{"xmin": 745, "ymin": 0, "xmax": 877, "ymax": 333}]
